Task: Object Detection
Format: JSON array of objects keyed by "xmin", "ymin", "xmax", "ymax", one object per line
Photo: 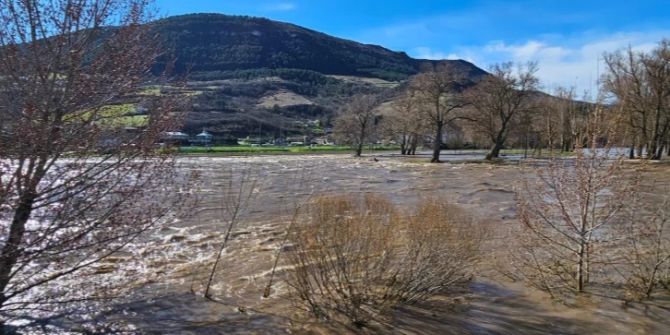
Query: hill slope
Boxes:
[
  {"xmin": 139, "ymin": 13, "xmax": 489, "ymax": 140},
  {"xmin": 151, "ymin": 14, "xmax": 487, "ymax": 81}
]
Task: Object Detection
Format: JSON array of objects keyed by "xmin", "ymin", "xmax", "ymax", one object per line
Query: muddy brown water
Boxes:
[{"xmin": 104, "ymin": 153, "xmax": 670, "ymax": 334}]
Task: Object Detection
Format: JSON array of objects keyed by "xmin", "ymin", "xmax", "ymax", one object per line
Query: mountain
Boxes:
[
  {"xmin": 150, "ymin": 13, "xmax": 487, "ymax": 81},
  {"xmin": 133, "ymin": 13, "xmax": 488, "ymax": 140}
]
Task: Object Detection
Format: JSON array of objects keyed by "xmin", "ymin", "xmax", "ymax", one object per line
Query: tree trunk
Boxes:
[
  {"xmin": 655, "ymin": 143, "xmax": 665, "ymax": 160},
  {"xmin": 649, "ymin": 107, "xmax": 663, "ymax": 160},
  {"xmin": 431, "ymin": 122, "xmax": 443, "ymax": 163},
  {"xmin": 410, "ymin": 135, "xmax": 418, "ymax": 155},
  {"xmin": 653, "ymin": 124, "xmax": 669, "ymax": 160},
  {"xmin": 355, "ymin": 143, "xmax": 363, "ymax": 157},
  {"xmin": 523, "ymin": 132, "xmax": 529, "ymax": 159},
  {"xmin": 577, "ymin": 240, "xmax": 586, "ymax": 292},
  {"xmin": 650, "ymin": 142, "xmax": 661, "ymax": 160},
  {"xmin": 486, "ymin": 130, "xmax": 506, "ymax": 160},
  {"xmin": 486, "ymin": 143, "xmax": 503, "ymax": 160},
  {"xmin": 628, "ymin": 136, "xmax": 637, "ymax": 158},
  {"xmin": 0, "ymin": 192, "xmax": 36, "ymax": 306},
  {"xmin": 355, "ymin": 124, "xmax": 366, "ymax": 157}
]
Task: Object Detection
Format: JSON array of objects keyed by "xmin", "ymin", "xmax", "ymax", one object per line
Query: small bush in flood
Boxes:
[{"xmin": 286, "ymin": 194, "xmax": 484, "ymax": 327}]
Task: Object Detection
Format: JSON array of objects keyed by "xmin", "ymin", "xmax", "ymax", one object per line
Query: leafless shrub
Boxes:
[
  {"xmin": 511, "ymin": 105, "xmax": 628, "ymax": 299},
  {"xmin": 286, "ymin": 194, "xmax": 483, "ymax": 327},
  {"xmin": 616, "ymin": 193, "xmax": 670, "ymax": 301},
  {"xmin": 387, "ymin": 199, "xmax": 483, "ymax": 304},
  {"xmin": 287, "ymin": 195, "xmax": 396, "ymax": 326}
]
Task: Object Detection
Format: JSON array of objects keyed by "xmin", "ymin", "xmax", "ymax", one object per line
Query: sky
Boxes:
[{"xmin": 157, "ymin": 0, "xmax": 670, "ymax": 95}]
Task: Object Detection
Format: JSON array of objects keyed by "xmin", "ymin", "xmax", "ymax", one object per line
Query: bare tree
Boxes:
[
  {"xmin": 0, "ymin": 0, "xmax": 187, "ymax": 329},
  {"xmin": 603, "ymin": 40, "xmax": 670, "ymax": 160},
  {"xmin": 381, "ymin": 90, "xmax": 424, "ymax": 155},
  {"xmin": 533, "ymin": 87, "xmax": 585, "ymax": 156},
  {"xmin": 203, "ymin": 167, "xmax": 258, "ymax": 299},
  {"xmin": 538, "ymin": 96, "xmax": 562, "ymax": 155},
  {"xmin": 513, "ymin": 105, "xmax": 627, "ymax": 298},
  {"xmin": 556, "ymin": 87, "xmax": 583, "ymax": 152},
  {"xmin": 465, "ymin": 62, "xmax": 539, "ymax": 160},
  {"xmin": 513, "ymin": 105, "xmax": 539, "ymax": 158},
  {"xmin": 333, "ymin": 94, "xmax": 379, "ymax": 157},
  {"xmin": 411, "ymin": 63, "xmax": 467, "ymax": 162}
]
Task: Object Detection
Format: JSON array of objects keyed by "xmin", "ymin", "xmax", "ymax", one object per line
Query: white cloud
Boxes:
[
  {"xmin": 261, "ymin": 2, "xmax": 296, "ymax": 12},
  {"xmin": 349, "ymin": 4, "xmax": 667, "ymax": 97},
  {"xmin": 413, "ymin": 47, "xmax": 450, "ymax": 60},
  {"xmin": 452, "ymin": 31, "xmax": 669, "ymax": 96},
  {"xmin": 486, "ymin": 40, "xmax": 548, "ymax": 59}
]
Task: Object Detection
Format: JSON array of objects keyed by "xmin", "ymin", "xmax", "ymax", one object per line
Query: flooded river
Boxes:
[{"xmin": 100, "ymin": 152, "xmax": 669, "ymax": 334}]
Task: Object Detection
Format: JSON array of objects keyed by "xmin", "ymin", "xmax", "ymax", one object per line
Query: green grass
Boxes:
[
  {"xmin": 94, "ymin": 104, "xmax": 148, "ymax": 127},
  {"xmin": 62, "ymin": 103, "xmax": 149, "ymax": 127},
  {"xmin": 98, "ymin": 114, "xmax": 148, "ymax": 127},
  {"xmin": 98, "ymin": 103, "xmax": 136, "ymax": 116},
  {"xmin": 138, "ymin": 86, "xmax": 162, "ymax": 96},
  {"xmin": 137, "ymin": 85, "xmax": 203, "ymax": 97},
  {"xmin": 178, "ymin": 145, "xmax": 399, "ymax": 155}
]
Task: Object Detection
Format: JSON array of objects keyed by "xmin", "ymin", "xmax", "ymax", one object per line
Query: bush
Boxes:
[{"xmin": 286, "ymin": 194, "xmax": 483, "ymax": 327}]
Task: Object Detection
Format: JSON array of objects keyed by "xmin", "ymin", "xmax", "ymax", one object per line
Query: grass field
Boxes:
[
  {"xmin": 138, "ymin": 86, "xmax": 162, "ymax": 96},
  {"xmin": 95, "ymin": 104, "xmax": 148, "ymax": 127},
  {"xmin": 99, "ymin": 114, "xmax": 148, "ymax": 127},
  {"xmin": 63, "ymin": 103, "xmax": 148, "ymax": 127}
]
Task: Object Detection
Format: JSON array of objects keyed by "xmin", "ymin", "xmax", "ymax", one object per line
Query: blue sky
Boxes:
[{"xmin": 157, "ymin": 0, "xmax": 670, "ymax": 94}]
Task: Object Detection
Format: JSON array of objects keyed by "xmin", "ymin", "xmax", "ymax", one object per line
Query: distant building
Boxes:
[
  {"xmin": 161, "ymin": 131, "xmax": 189, "ymax": 145},
  {"xmin": 286, "ymin": 135, "xmax": 308, "ymax": 144},
  {"xmin": 238, "ymin": 136, "xmax": 263, "ymax": 145},
  {"xmin": 193, "ymin": 130, "xmax": 213, "ymax": 146},
  {"xmin": 312, "ymin": 136, "xmax": 332, "ymax": 145}
]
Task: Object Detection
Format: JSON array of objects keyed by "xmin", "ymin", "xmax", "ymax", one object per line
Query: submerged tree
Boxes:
[
  {"xmin": 0, "ymin": 0, "xmax": 187, "ymax": 330},
  {"xmin": 333, "ymin": 94, "xmax": 379, "ymax": 157},
  {"xmin": 603, "ymin": 40, "xmax": 670, "ymax": 160},
  {"xmin": 411, "ymin": 63, "xmax": 468, "ymax": 163},
  {"xmin": 513, "ymin": 105, "xmax": 627, "ymax": 297},
  {"xmin": 465, "ymin": 62, "xmax": 539, "ymax": 160},
  {"xmin": 382, "ymin": 90, "xmax": 424, "ymax": 155}
]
